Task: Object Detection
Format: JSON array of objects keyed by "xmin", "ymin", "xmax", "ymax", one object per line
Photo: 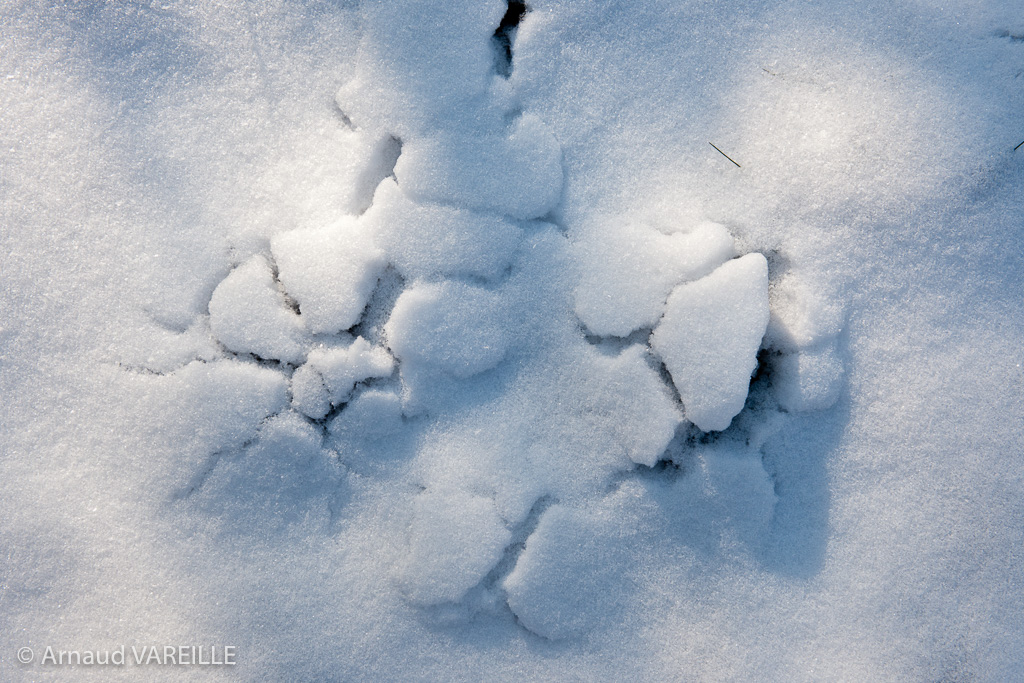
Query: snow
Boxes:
[
  {"xmin": 365, "ymin": 178, "xmax": 523, "ymax": 282},
  {"xmin": 305, "ymin": 337, "xmax": 394, "ymax": 405},
  {"xmin": 393, "ymin": 113, "xmax": 564, "ymax": 219},
  {"xmin": 652, "ymin": 253, "xmax": 770, "ymax": 432},
  {"xmin": 271, "ymin": 219, "xmax": 385, "ymax": 335},
  {"xmin": 386, "ymin": 279, "xmax": 509, "ymax": 381},
  {"xmin": 774, "ymin": 344, "xmax": 845, "ymax": 413},
  {"xmin": 2, "ymin": 0, "xmax": 1023, "ymax": 680},
  {"xmin": 208, "ymin": 255, "xmax": 308, "ymax": 364},
  {"xmin": 291, "ymin": 336, "xmax": 394, "ymax": 419},
  {"xmin": 398, "ymin": 488, "xmax": 513, "ymax": 606},
  {"xmin": 573, "ymin": 218, "xmax": 736, "ymax": 338}
]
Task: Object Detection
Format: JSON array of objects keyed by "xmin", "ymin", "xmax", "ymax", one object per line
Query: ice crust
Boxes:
[{"xmin": 4, "ymin": 0, "xmax": 1023, "ymax": 680}]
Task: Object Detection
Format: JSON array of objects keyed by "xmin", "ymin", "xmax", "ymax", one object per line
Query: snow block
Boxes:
[
  {"xmin": 652, "ymin": 254, "xmax": 770, "ymax": 432},
  {"xmin": 385, "ymin": 280, "xmax": 508, "ymax": 379},
  {"xmin": 185, "ymin": 412, "xmax": 344, "ymax": 536},
  {"xmin": 290, "ymin": 362, "xmax": 331, "ymax": 420},
  {"xmin": 774, "ymin": 342, "xmax": 845, "ymax": 412},
  {"xmin": 766, "ymin": 273, "xmax": 845, "ymax": 351},
  {"xmin": 394, "ymin": 114, "xmax": 563, "ymax": 220},
  {"xmin": 574, "ymin": 220, "xmax": 736, "ymax": 337},
  {"xmin": 591, "ymin": 345, "xmax": 683, "ymax": 467},
  {"xmin": 271, "ymin": 218, "xmax": 385, "ymax": 335},
  {"xmin": 308, "ymin": 337, "xmax": 394, "ymax": 405},
  {"xmin": 208, "ymin": 255, "xmax": 308, "ymax": 364},
  {"xmin": 327, "ymin": 388, "xmax": 405, "ymax": 442},
  {"xmin": 503, "ymin": 501, "xmax": 631, "ymax": 640},
  {"xmin": 289, "ymin": 336, "xmax": 394, "ymax": 420},
  {"xmin": 365, "ymin": 178, "xmax": 523, "ymax": 282},
  {"xmin": 334, "ymin": 0, "xmax": 505, "ymax": 134},
  {"xmin": 172, "ymin": 360, "xmax": 291, "ymax": 452}
]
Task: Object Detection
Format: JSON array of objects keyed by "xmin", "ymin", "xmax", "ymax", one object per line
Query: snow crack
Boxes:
[
  {"xmin": 159, "ymin": 0, "xmax": 848, "ymax": 640},
  {"xmin": 492, "ymin": 1, "xmax": 528, "ymax": 79}
]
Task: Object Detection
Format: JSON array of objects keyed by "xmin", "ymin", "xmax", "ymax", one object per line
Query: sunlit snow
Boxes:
[{"xmin": 2, "ymin": 0, "xmax": 1022, "ymax": 680}]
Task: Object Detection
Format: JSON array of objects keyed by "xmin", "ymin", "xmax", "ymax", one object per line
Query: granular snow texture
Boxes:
[{"xmin": 1, "ymin": 0, "xmax": 1023, "ymax": 681}]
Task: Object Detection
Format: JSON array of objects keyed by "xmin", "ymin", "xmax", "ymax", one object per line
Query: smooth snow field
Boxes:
[{"xmin": 2, "ymin": 0, "xmax": 1023, "ymax": 680}]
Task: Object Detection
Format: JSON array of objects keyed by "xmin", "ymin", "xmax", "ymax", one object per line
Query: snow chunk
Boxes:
[
  {"xmin": 652, "ymin": 254, "xmax": 770, "ymax": 432},
  {"xmin": 397, "ymin": 489, "xmax": 512, "ymax": 606},
  {"xmin": 365, "ymin": 179, "xmax": 523, "ymax": 282},
  {"xmin": 503, "ymin": 504, "xmax": 598, "ymax": 640},
  {"xmin": 164, "ymin": 360, "xmax": 290, "ymax": 483},
  {"xmin": 386, "ymin": 280, "xmax": 508, "ymax": 379},
  {"xmin": 334, "ymin": 0, "xmax": 504, "ymax": 135},
  {"xmin": 254, "ymin": 125, "xmax": 402, "ymax": 228},
  {"xmin": 270, "ymin": 218, "xmax": 385, "ymax": 335},
  {"xmin": 677, "ymin": 445, "xmax": 777, "ymax": 545},
  {"xmin": 574, "ymin": 220, "xmax": 736, "ymax": 337},
  {"xmin": 309, "ymin": 337, "xmax": 394, "ymax": 404},
  {"xmin": 290, "ymin": 363, "xmax": 331, "ymax": 420},
  {"xmin": 503, "ymin": 496, "xmax": 637, "ymax": 641},
  {"xmin": 592, "ymin": 345, "xmax": 683, "ymax": 467},
  {"xmin": 767, "ymin": 273, "xmax": 845, "ymax": 351},
  {"xmin": 290, "ymin": 337, "xmax": 393, "ymax": 419},
  {"xmin": 185, "ymin": 412, "xmax": 345, "ymax": 536},
  {"xmin": 394, "ymin": 114, "xmax": 563, "ymax": 220},
  {"xmin": 208, "ymin": 255, "xmax": 307, "ymax": 364}
]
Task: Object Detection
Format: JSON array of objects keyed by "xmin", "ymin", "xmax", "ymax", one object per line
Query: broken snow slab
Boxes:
[
  {"xmin": 385, "ymin": 279, "xmax": 509, "ymax": 380},
  {"xmin": 394, "ymin": 114, "xmax": 563, "ymax": 220},
  {"xmin": 573, "ymin": 219, "xmax": 736, "ymax": 337},
  {"xmin": 290, "ymin": 337, "xmax": 394, "ymax": 419},
  {"xmin": 182, "ymin": 412, "xmax": 346, "ymax": 538},
  {"xmin": 590, "ymin": 344, "xmax": 682, "ymax": 467},
  {"xmin": 208, "ymin": 254, "xmax": 308, "ymax": 364},
  {"xmin": 364, "ymin": 178, "xmax": 523, "ymax": 282},
  {"xmin": 270, "ymin": 218, "xmax": 385, "ymax": 335},
  {"xmin": 652, "ymin": 254, "xmax": 770, "ymax": 432},
  {"xmin": 774, "ymin": 343, "xmax": 845, "ymax": 412}
]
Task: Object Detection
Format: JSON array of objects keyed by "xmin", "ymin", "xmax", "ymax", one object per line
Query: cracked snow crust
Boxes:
[{"xmin": 134, "ymin": 0, "xmax": 845, "ymax": 640}]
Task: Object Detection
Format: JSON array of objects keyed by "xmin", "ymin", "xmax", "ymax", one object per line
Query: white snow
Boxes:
[
  {"xmin": 398, "ymin": 488, "xmax": 513, "ymax": 606},
  {"xmin": 386, "ymin": 279, "xmax": 510, "ymax": 381},
  {"xmin": 271, "ymin": 218, "xmax": 385, "ymax": 335},
  {"xmin": 306, "ymin": 337, "xmax": 394, "ymax": 405},
  {"xmin": 774, "ymin": 344, "xmax": 845, "ymax": 412},
  {"xmin": 365, "ymin": 178, "xmax": 523, "ymax": 282},
  {"xmin": 652, "ymin": 253, "xmax": 771, "ymax": 432},
  {"xmin": 290, "ymin": 336, "xmax": 394, "ymax": 419},
  {"xmin": 208, "ymin": 255, "xmax": 308, "ymax": 364},
  {"xmin": 394, "ymin": 113, "xmax": 564, "ymax": 219},
  {"xmin": 2, "ymin": 0, "xmax": 1023, "ymax": 680},
  {"xmin": 574, "ymin": 219, "xmax": 736, "ymax": 337}
]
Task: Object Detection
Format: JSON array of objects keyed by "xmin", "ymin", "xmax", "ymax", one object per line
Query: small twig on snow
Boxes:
[{"xmin": 709, "ymin": 142, "xmax": 741, "ymax": 168}]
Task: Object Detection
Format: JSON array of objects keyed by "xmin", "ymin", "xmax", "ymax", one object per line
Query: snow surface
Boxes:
[{"xmin": 2, "ymin": 0, "xmax": 1023, "ymax": 681}]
